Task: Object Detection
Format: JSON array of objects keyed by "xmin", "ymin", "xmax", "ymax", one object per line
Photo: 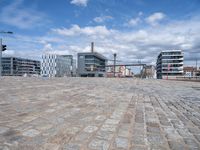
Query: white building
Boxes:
[
  {"xmin": 41, "ymin": 54, "xmax": 76, "ymax": 77},
  {"xmin": 156, "ymin": 50, "xmax": 184, "ymax": 79}
]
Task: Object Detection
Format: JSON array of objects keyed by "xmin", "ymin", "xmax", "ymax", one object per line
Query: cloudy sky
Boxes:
[{"xmin": 0, "ymin": 0, "xmax": 200, "ymax": 67}]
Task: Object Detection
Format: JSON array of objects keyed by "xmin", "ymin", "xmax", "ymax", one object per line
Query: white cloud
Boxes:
[
  {"xmin": 94, "ymin": 16, "xmax": 113, "ymax": 23},
  {"xmin": 70, "ymin": 0, "xmax": 89, "ymax": 7},
  {"xmin": 126, "ymin": 17, "xmax": 141, "ymax": 26},
  {"xmin": 0, "ymin": 0, "xmax": 47, "ymax": 29},
  {"xmin": 3, "ymin": 50, "xmax": 15, "ymax": 56},
  {"xmin": 52, "ymin": 24, "xmax": 114, "ymax": 38},
  {"xmin": 125, "ymin": 12, "xmax": 143, "ymax": 27},
  {"xmin": 145, "ymin": 12, "xmax": 165, "ymax": 26}
]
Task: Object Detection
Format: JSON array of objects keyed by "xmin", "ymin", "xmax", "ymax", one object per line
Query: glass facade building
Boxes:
[
  {"xmin": 1, "ymin": 57, "xmax": 40, "ymax": 76},
  {"xmin": 41, "ymin": 54, "xmax": 76, "ymax": 77},
  {"xmin": 77, "ymin": 52, "xmax": 107, "ymax": 77}
]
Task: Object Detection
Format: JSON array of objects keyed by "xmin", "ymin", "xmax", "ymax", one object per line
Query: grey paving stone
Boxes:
[
  {"xmin": 115, "ymin": 137, "xmax": 128, "ymax": 149},
  {"xmin": 168, "ymin": 141, "xmax": 186, "ymax": 150},
  {"xmin": 83, "ymin": 125, "xmax": 98, "ymax": 133},
  {"xmin": 147, "ymin": 133, "xmax": 166, "ymax": 145},
  {"xmin": 63, "ymin": 143, "xmax": 80, "ymax": 150},
  {"xmin": 0, "ymin": 127, "xmax": 9, "ymax": 135},
  {"xmin": 131, "ymin": 135, "xmax": 145, "ymax": 145},
  {"xmin": 88, "ymin": 138, "xmax": 109, "ymax": 150},
  {"xmin": 22, "ymin": 129, "xmax": 40, "ymax": 137}
]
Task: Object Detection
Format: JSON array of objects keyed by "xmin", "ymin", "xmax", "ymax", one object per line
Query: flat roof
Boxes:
[{"xmin": 78, "ymin": 52, "xmax": 107, "ymax": 60}]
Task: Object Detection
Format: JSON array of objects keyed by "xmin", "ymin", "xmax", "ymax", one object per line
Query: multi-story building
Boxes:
[
  {"xmin": 156, "ymin": 50, "xmax": 184, "ymax": 79},
  {"xmin": 77, "ymin": 52, "xmax": 107, "ymax": 77},
  {"xmin": 1, "ymin": 57, "xmax": 40, "ymax": 76},
  {"xmin": 62, "ymin": 55, "xmax": 76, "ymax": 76},
  {"xmin": 41, "ymin": 54, "xmax": 75, "ymax": 77}
]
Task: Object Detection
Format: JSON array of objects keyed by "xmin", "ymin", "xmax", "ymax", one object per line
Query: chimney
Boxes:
[{"xmin": 91, "ymin": 42, "xmax": 94, "ymax": 53}]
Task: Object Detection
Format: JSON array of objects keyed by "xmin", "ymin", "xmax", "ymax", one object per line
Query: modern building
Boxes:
[
  {"xmin": 77, "ymin": 42, "xmax": 107, "ymax": 77},
  {"xmin": 156, "ymin": 50, "xmax": 184, "ymax": 79},
  {"xmin": 1, "ymin": 57, "xmax": 40, "ymax": 76},
  {"xmin": 41, "ymin": 53, "xmax": 76, "ymax": 77},
  {"xmin": 62, "ymin": 55, "xmax": 76, "ymax": 76}
]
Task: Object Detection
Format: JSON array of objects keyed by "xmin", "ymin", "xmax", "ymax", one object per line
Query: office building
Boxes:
[
  {"xmin": 41, "ymin": 53, "xmax": 75, "ymax": 77},
  {"xmin": 77, "ymin": 42, "xmax": 107, "ymax": 77},
  {"xmin": 62, "ymin": 55, "xmax": 76, "ymax": 76},
  {"xmin": 156, "ymin": 50, "xmax": 184, "ymax": 79},
  {"xmin": 2, "ymin": 57, "xmax": 40, "ymax": 76}
]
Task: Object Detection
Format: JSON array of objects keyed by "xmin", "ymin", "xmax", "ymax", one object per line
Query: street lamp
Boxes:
[{"xmin": 0, "ymin": 31, "xmax": 13, "ymax": 77}]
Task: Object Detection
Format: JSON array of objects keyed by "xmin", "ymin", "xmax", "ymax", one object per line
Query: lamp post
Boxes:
[
  {"xmin": 113, "ymin": 53, "xmax": 116, "ymax": 78},
  {"xmin": 0, "ymin": 31, "xmax": 13, "ymax": 76}
]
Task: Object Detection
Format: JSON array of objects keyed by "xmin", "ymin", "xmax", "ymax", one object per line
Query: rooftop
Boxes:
[{"xmin": 78, "ymin": 52, "xmax": 107, "ymax": 60}]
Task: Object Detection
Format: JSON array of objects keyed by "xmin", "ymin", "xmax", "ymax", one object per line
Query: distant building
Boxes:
[
  {"xmin": 141, "ymin": 65, "xmax": 156, "ymax": 79},
  {"xmin": 62, "ymin": 55, "xmax": 76, "ymax": 76},
  {"xmin": 2, "ymin": 57, "xmax": 40, "ymax": 76},
  {"xmin": 77, "ymin": 42, "xmax": 107, "ymax": 77},
  {"xmin": 106, "ymin": 66, "xmax": 132, "ymax": 77},
  {"xmin": 41, "ymin": 54, "xmax": 75, "ymax": 77},
  {"xmin": 183, "ymin": 66, "xmax": 198, "ymax": 77},
  {"xmin": 77, "ymin": 52, "xmax": 107, "ymax": 77},
  {"xmin": 156, "ymin": 50, "xmax": 184, "ymax": 79}
]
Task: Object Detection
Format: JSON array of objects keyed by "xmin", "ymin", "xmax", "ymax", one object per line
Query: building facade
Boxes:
[
  {"xmin": 77, "ymin": 52, "xmax": 107, "ymax": 77},
  {"xmin": 41, "ymin": 54, "xmax": 75, "ymax": 77},
  {"xmin": 106, "ymin": 66, "xmax": 132, "ymax": 77},
  {"xmin": 183, "ymin": 66, "xmax": 199, "ymax": 77},
  {"xmin": 2, "ymin": 57, "xmax": 40, "ymax": 76},
  {"xmin": 141, "ymin": 65, "xmax": 156, "ymax": 79},
  {"xmin": 156, "ymin": 50, "xmax": 184, "ymax": 79}
]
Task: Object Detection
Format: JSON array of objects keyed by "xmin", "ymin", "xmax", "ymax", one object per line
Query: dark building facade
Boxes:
[
  {"xmin": 77, "ymin": 52, "xmax": 107, "ymax": 77},
  {"xmin": 156, "ymin": 50, "xmax": 184, "ymax": 79},
  {"xmin": 2, "ymin": 57, "xmax": 40, "ymax": 76}
]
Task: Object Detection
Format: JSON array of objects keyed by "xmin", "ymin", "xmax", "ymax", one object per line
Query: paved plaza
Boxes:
[{"xmin": 0, "ymin": 77, "xmax": 200, "ymax": 150}]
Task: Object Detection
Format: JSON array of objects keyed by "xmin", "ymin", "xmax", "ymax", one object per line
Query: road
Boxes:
[{"xmin": 0, "ymin": 77, "xmax": 200, "ymax": 150}]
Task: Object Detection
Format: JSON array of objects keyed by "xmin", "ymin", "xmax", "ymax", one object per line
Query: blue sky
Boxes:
[{"xmin": 1, "ymin": 0, "xmax": 200, "ymax": 69}]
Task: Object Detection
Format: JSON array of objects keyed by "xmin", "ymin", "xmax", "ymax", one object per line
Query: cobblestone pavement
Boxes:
[{"xmin": 0, "ymin": 77, "xmax": 200, "ymax": 150}]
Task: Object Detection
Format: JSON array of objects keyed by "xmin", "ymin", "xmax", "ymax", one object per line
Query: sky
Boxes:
[{"xmin": 0, "ymin": 0, "xmax": 200, "ymax": 69}]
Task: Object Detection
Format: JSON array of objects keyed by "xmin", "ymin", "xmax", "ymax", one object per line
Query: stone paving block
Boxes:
[
  {"xmin": 147, "ymin": 133, "xmax": 166, "ymax": 145},
  {"xmin": 183, "ymin": 138, "xmax": 200, "ymax": 149},
  {"xmin": 63, "ymin": 143, "xmax": 80, "ymax": 150},
  {"xmin": 43, "ymin": 143, "xmax": 60, "ymax": 150},
  {"xmin": 74, "ymin": 132, "xmax": 91, "ymax": 142},
  {"xmin": 131, "ymin": 135, "xmax": 145, "ymax": 145},
  {"xmin": 0, "ymin": 127, "xmax": 9, "ymax": 135},
  {"xmin": 114, "ymin": 137, "xmax": 128, "ymax": 149},
  {"xmin": 96, "ymin": 130, "xmax": 113, "ymax": 141},
  {"xmin": 88, "ymin": 138, "xmax": 109, "ymax": 150},
  {"xmin": 22, "ymin": 129, "xmax": 40, "ymax": 137},
  {"xmin": 84, "ymin": 125, "xmax": 98, "ymax": 133},
  {"xmin": 168, "ymin": 141, "xmax": 186, "ymax": 150}
]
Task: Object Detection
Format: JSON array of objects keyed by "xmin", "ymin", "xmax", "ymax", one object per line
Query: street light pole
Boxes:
[
  {"xmin": 0, "ymin": 38, "xmax": 2, "ymax": 76},
  {"xmin": 0, "ymin": 31, "xmax": 13, "ymax": 77},
  {"xmin": 113, "ymin": 53, "xmax": 116, "ymax": 78}
]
